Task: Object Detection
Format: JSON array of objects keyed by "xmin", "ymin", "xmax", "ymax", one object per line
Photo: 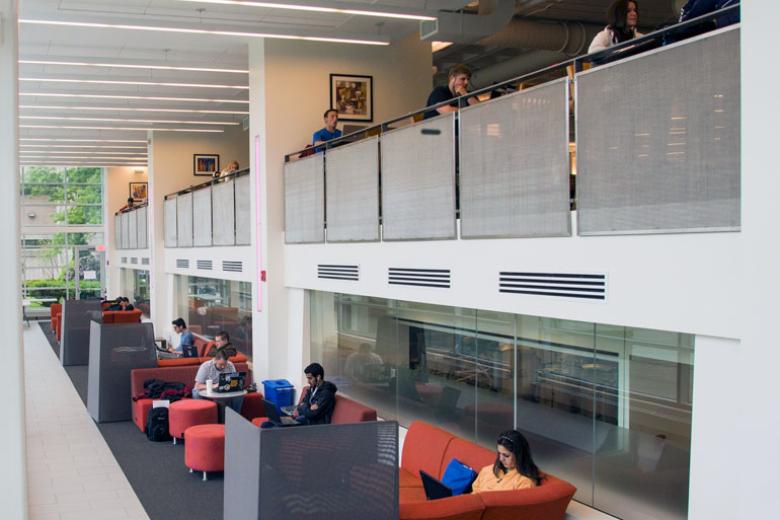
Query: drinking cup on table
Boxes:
[{"xmin": 206, "ymin": 379, "xmax": 213, "ymax": 395}]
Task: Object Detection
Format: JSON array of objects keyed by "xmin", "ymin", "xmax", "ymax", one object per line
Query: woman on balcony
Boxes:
[{"xmin": 589, "ymin": 0, "xmax": 643, "ymax": 53}]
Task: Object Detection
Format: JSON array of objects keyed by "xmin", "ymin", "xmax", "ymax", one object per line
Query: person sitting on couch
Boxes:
[
  {"xmin": 472, "ymin": 430, "xmax": 543, "ymax": 493},
  {"xmin": 292, "ymin": 362, "xmax": 337, "ymax": 425}
]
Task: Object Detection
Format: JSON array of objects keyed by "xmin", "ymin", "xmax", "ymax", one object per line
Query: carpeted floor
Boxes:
[{"xmin": 38, "ymin": 321, "xmax": 224, "ymax": 520}]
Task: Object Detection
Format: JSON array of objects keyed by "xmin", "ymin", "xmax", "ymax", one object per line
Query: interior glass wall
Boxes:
[
  {"xmin": 173, "ymin": 275, "xmax": 252, "ymax": 356},
  {"xmin": 120, "ymin": 268, "xmax": 150, "ymax": 317},
  {"xmin": 309, "ymin": 291, "xmax": 694, "ymax": 520}
]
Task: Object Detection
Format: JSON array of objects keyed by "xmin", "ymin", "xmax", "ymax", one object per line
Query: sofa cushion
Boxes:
[
  {"xmin": 402, "ymin": 421, "xmax": 455, "ymax": 480},
  {"xmin": 331, "ymin": 395, "xmax": 377, "ymax": 424},
  {"xmin": 477, "ymin": 473, "xmax": 576, "ymax": 520},
  {"xmin": 440, "ymin": 437, "xmax": 494, "ymax": 479},
  {"xmin": 399, "ymin": 468, "xmax": 423, "ymax": 488},
  {"xmin": 132, "ymin": 398, "xmax": 153, "ymax": 432}
]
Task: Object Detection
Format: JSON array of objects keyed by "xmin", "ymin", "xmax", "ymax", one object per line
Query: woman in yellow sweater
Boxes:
[{"xmin": 472, "ymin": 430, "xmax": 543, "ymax": 493}]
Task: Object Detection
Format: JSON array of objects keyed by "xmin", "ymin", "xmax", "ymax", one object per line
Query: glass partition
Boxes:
[{"xmin": 121, "ymin": 268, "xmax": 150, "ymax": 317}]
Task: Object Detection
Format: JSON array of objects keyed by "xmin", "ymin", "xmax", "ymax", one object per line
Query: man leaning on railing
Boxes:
[{"xmin": 424, "ymin": 63, "xmax": 480, "ymax": 120}]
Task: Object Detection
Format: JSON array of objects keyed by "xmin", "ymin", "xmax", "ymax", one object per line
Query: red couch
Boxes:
[
  {"xmin": 399, "ymin": 421, "xmax": 576, "ymax": 520},
  {"xmin": 103, "ymin": 309, "xmax": 143, "ymax": 324},
  {"xmin": 250, "ymin": 389, "xmax": 377, "ymax": 426},
  {"xmin": 130, "ymin": 363, "xmax": 264, "ymax": 432},
  {"xmin": 155, "ymin": 337, "xmax": 248, "ymax": 368}
]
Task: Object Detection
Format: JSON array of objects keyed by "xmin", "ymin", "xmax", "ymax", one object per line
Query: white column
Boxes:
[{"xmin": 0, "ymin": 0, "xmax": 27, "ymax": 517}]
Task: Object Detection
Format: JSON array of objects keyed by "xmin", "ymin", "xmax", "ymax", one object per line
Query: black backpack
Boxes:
[{"xmin": 146, "ymin": 407, "xmax": 172, "ymax": 442}]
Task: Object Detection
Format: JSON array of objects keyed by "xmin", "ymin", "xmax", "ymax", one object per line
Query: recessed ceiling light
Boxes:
[
  {"xmin": 19, "ymin": 93, "xmax": 248, "ymax": 104},
  {"xmin": 21, "ymin": 125, "xmax": 224, "ymax": 133},
  {"xmin": 20, "ymin": 105, "xmax": 249, "ymax": 115},
  {"xmin": 19, "ymin": 19, "xmax": 389, "ymax": 46},
  {"xmin": 20, "ymin": 138, "xmax": 148, "ymax": 143},
  {"xmin": 19, "ymin": 78, "xmax": 249, "ymax": 90},
  {"xmin": 20, "ymin": 116, "xmax": 239, "ymax": 125},
  {"xmin": 19, "ymin": 59, "xmax": 248, "ymax": 74},
  {"xmin": 173, "ymin": 0, "xmax": 437, "ymax": 21}
]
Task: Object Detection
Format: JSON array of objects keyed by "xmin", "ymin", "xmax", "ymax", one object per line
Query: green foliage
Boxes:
[{"xmin": 22, "ymin": 166, "xmax": 103, "ymax": 225}]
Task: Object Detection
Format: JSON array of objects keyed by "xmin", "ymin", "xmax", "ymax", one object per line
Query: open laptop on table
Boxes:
[
  {"xmin": 215, "ymin": 372, "xmax": 246, "ymax": 393},
  {"xmin": 263, "ymin": 399, "xmax": 301, "ymax": 427},
  {"xmin": 420, "ymin": 470, "xmax": 453, "ymax": 500}
]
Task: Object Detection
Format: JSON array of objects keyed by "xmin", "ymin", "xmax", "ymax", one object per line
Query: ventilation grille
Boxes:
[
  {"xmin": 141, "ymin": 257, "xmax": 150, "ymax": 265},
  {"xmin": 223, "ymin": 261, "xmax": 243, "ymax": 273},
  {"xmin": 499, "ymin": 272, "xmax": 606, "ymax": 300},
  {"xmin": 121, "ymin": 257, "xmax": 127, "ymax": 263},
  {"xmin": 318, "ymin": 264, "xmax": 359, "ymax": 281},
  {"xmin": 130, "ymin": 257, "xmax": 138, "ymax": 265},
  {"xmin": 389, "ymin": 268, "xmax": 450, "ymax": 288},
  {"xmin": 197, "ymin": 260, "xmax": 213, "ymax": 270},
  {"xmin": 176, "ymin": 259, "xmax": 189, "ymax": 269}
]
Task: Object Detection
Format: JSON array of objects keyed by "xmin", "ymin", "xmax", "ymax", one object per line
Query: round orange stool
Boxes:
[
  {"xmin": 169, "ymin": 399, "xmax": 217, "ymax": 444},
  {"xmin": 184, "ymin": 424, "xmax": 225, "ymax": 481}
]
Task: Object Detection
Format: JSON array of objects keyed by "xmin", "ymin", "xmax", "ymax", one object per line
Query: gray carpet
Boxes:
[{"xmin": 38, "ymin": 322, "xmax": 224, "ymax": 520}]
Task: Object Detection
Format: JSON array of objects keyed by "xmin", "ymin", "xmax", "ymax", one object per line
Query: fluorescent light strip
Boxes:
[
  {"xmin": 20, "ymin": 151, "xmax": 147, "ymax": 156},
  {"xmin": 20, "ymin": 116, "xmax": 239, "ymax": 125},
  {"xmin": 20, "ymin": 156, "xmax": 148, "ymax": 160},
  {"xmin": 19, "ymin": 93, "xmax": 248, "ymax": 104},
  {"xmin": 21, "ymin": 145, "xmax": 147, "ymax": 149},
  {"xmin": 21, "ymin": 125, "xmax": 223, "ymax": 133},
  {"xmin": 20, "ymin": 138, "xmax": 148, "ymax": 143},
  {"xmin": 19, "ymin": 77, "xmax": 248, "ymax": 90},
  {"xmin": 19, "ymin": 59, "xmax": 248, "ymax": 74},
  {"xmin": 174, "ymin": 0, "xmax": 436, "ymax": 21},
  {"xmin": 19, "ymin": 19, "xmax": 389, "ymax": 46},
  {"xmin": 20, "ymin": 105, "xmax": 249, "ymax": 115}
]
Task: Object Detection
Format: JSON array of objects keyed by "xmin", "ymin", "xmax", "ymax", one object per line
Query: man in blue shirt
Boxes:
[
  {"xmin": 170, "ymin": 318, "xmax": 195, "ymax": 356},
  {"xmin": 312, "ymin": 109, "xmax": 342, "ymax": 151}
]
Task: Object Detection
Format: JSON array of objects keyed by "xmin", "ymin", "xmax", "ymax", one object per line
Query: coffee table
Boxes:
[{"xmin": 201, "ymin": 389, "xmax": 247, "ymax": 423}]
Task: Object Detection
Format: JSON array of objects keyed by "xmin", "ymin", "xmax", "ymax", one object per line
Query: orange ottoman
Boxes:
[
  {"xmin": 184, "ymin": 424, "xmax": 225, "ymax": 481},
  {"xmin": 169, "ymin": 399, "xmax": 217, "ymax": 444},
  {"xmin": 251, "ymin": 417, "xmax": 269, "ymax": 427}
]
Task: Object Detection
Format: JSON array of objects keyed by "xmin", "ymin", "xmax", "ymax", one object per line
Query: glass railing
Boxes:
[
  {"xmin": 114, "ymin": 204, "xmax": 149, "ymax": 250},
  {"xmin": 283, "ymin": 5, "xmax": 740, "ymax": 243},
  {"xmin": 163, "ymin": 169, "xmax": 251, "ymax": 248}
]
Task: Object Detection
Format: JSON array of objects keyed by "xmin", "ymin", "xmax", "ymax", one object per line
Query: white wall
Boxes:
[{"xmin": 0, "ymin": 1, "xmax": 26, "ymax": 517}]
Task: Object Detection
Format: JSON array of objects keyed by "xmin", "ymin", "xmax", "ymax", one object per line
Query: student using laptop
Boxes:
[
  {"xmin": 169, "ymin": 318, "xmax": 196, "ymax": 357},
  {"xmin": 292, "ymin": 363, "xmax": 337, "ymax": 425},
  {"xmin": 471, "ymin": 430, "xmax": 542, "ymax": 493},
  {"xmin": 193, "ymin": 349, "xmax": 244, "ymax": 414}
]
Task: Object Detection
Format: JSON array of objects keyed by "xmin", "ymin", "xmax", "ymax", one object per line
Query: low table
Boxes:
[{"xmin": 201, "ymin": 389, "xmax": 247, "ymax": 423}]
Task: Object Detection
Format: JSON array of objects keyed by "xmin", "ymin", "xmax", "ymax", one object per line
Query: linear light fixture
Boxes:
[
  {"xmin": 20, "ymin": 115, "xmax": 239, "ymax": 125},
  {"xmin": 19, "ymin": 59, "xmax": 248, "ymax": 74},
  {"xmin": 19, "ymin": 93, "xmax": 248, "ymax": 104},
  {"xmin": 21, "ymin": 144, "xmax": 148, "ymax": 149},
  {"xmin": 174, "ymin": 0, "xmax": 436, "ymax": 21},
  {"xmin": 19, "ymin": 151, "xmax": 148, "ymax": 155},
  {"xmin": 20, "ymin": 156, "xmax": 149, "ymax": 160},
  {"xmin": 20, "ymin": 105, "xmax": 249, "ymax": 115},
  {"xmin": 21, "ymin": 125, "xmax": 223, "ymax": 133},
  {"xmin": 20, "ymin": 138, "xmax": 148, "ymax": 143},
  {"xmin": 19, "ymin": 19, "xmax": 389, "ymax": 46},
  {"xmin": 19, "ymin": 78, "xmax": 249, "ymax": 90}
]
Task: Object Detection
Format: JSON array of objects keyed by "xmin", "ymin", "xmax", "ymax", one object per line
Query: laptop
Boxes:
[
  {"xmin": 263, "ymin": 399, "xmax": 300, "ymax": 427},
  {"xmin": 215, "ymin": 372, "xmax": 246, "ymax": 393},
  {"xmin": 181, "ymin": 345, "xmax": 198, "ymax": 358},
  {"xmin": 420, "ymin": 470, "xmax": 453, "ymax": 501}
]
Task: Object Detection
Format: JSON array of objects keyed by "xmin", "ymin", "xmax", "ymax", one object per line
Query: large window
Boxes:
[
  {"xmin": 121, "ymin": 268, "xmax": 150, "ymax": 317},
  {"xmin": 174, "ymin": 275, "xmax": 252, "ymax": 356},
  {"xmin": 310, "ymin": 292, "xmax": 694, "ymax": 520}
]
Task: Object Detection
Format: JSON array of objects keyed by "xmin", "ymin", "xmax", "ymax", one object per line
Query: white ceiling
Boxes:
[{"xmin": 18, "ymin": 0, "xmax": 468, "ymax": 166}]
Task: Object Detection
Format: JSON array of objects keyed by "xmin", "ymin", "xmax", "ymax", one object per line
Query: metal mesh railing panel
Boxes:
[
  {"xmin": 193, "ymin": 186, "xmax": 212, "ymax": 247},
  {"xmin": 235, "ymin": 175, "xmax": 251, "ymax": 245},
  {"xmin": 164, "ymin": 197, "xmax": 177, "ymax": 247},
  {"xmin": 176, "ymin": 192, "xmax": 193, "ymax": 247},
  {"xmin": 284, "ymin": 154, "xmax": 325, "ymax": 243},
  {"xmin": 212, "ymin": 180, "xmax": 236, "ymax": 246}
]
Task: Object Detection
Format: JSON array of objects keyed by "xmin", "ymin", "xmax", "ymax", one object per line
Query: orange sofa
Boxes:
[
  {"xmin": 102, "ymin": 309, "xmax": 143, "ymax": 324},
  {"xmin": 249, "ymin": 390, "xmax": 378, "ymax": 427},
  {"xmin": 399, "ymin": 421, "xmax": 576, "ymax": 520},
  {"xmin": 155, "ymin": 337, "xmax": 249, "ymax": 368}
]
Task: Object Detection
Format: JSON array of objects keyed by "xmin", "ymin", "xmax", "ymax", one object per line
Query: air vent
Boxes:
[
  {"xmin": 223, "ymin": 261, "xmax": 243, "ymax": 273},
  {"xmin": 499, "ymin": 272, "xmax": 606, "ymax": 300},
  {"xmin": 176, "ymin": 259, "xmax": 189, "ymax": 269},
  {"xmin": 197, "ymin": 260, "xmax": 213, "ymax": 270},
  {"xmin": 141, "ymin": 257, "xmax": 150, "ymax": 265},
  {"xmin": 389, "ymin": 268, "xmax": 450, "ymax": 288},
  {"xmin": 130, "ymin": 257, "xmax": 138, "ymax": 265},
  {"xmin": 318, "ymin": 264, "xmax": 359, "ymax": 281},
  {"xmin": 121, "ymin": 257, "xmax": 127, "ymax": 263}
]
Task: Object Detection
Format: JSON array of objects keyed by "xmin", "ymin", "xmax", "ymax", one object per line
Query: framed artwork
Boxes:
[
  {"xmin": 194, "ymin": 154, "xmax": 220, "ymax": 176},
  {"xmin": 330, "ymin": 74, "xmax": 373, "ymax": 122},
  {"xmin": 129, "ymin": 182, "xmax": 148, "ymax": 202}
]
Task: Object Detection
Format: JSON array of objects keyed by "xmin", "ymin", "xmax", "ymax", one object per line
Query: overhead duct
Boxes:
[
  {"xmin": 421, "ymin": 0, "xmax": 516, "ymax": 44},
  {"xmin": 478, "ymin": 17, "xmax": 604, "ymax": 56}
]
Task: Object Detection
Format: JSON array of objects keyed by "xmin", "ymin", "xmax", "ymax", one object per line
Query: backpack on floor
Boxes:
[{"xmin": 146, "ymin": 407, "xmax": 172, "ymax": 442}]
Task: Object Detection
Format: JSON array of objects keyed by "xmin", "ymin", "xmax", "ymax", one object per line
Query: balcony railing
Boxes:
[
  {"xmin": 283, "ymin": 6, "xmax": 740, "ymax": 243},
  {"xmin": 114, "ymin": 204, "xmax": 149, "ymax": 250},
  {"xmin": 164, "ymin": 169, "xmax": 251, "ymax": 248}
]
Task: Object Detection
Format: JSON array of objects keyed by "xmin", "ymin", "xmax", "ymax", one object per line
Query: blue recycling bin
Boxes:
[{"xmin": 262, "ymin": 379, "xmax": 295, "ymax": 414}]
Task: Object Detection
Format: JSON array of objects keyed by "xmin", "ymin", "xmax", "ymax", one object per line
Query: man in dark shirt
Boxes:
[
  {"xmin": 312, "ymin": 109, "xmax": 342, "ymax": 151},
  {"xmin": 424, "ymin": 63, "xmax": 479, "ymax": 119},
  {"xmin": 292, "ymin": 362, "xmax": 337, "ymax": 425}
]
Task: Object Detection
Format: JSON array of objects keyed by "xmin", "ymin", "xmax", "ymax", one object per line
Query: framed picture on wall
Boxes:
[
  {"xmin": 194, "ymin": 154, "xmax": 220, "ymax": 176},
  {"xmin": 129, "ymin": 182, "xmax": 148, "ymax": 202},
  {"xmin": 330, "ymin": 74, "xmax": 373, "ymax": 122}
]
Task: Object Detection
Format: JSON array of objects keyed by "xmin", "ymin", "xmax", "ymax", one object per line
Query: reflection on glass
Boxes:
[
  {"xmin": 121, "ymin": 268, "xmax": 150, "ymax": 317},
  {"xmin": 309, "ymin": 291, "xmax": 694, "ymax": 520}
]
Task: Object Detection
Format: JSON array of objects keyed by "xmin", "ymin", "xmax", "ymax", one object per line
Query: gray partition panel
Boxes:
[
  {"xmin": 284, "ymin": 154, "xmax": 325, "ymax": 243},
  {"xmin": 87, "ymin": 321, "xmax": 157, "ymax": 423},
  {"xmin": 114, "ymin": 214, "xmax": 122, "ymax": 250},
  {"xmin": 127, "ymin": 209, "xmax": 138, "ymax": 249},
  {"xmin": 176, "ymin": 192, "xmax": 194, "ymax": 247},
  {"xmin": 212, "ymin": 180, "xmax": 236, "ymax": 246},
  {"xmin": 576, "ymin": 28, "xmax": 740, "ymax": 235},
  {"xmin": 137, "ymin": 206, "xmax": 148, "ymax": 249},
  {"xmin": 325, "ymin": 138, "xmax": 379, "ymax": 242},
  {"xmin": 225, "ymin": 413, "xmax": 398, "ymax": 520},
  {"xmin": 460, "ymin": 79, "xmax": 571, "ymax": 238},
  {"xmin": 235, "ymin": 175, "xmax": 251, "ymax": 245},
  {"xmin": 382, "ymin": 115, "xmax": 456, "ymax": 240},
  {"xmin": 193, "ymin": 186, "xmax": 213, "ymax": 247},
  {"xmin": 164, "ymin": 197, "xmax": 177, "ymax": 247},
  {"xmin": 121, "ymin": 211, "xmax": 130, "ymax": 249},
  {"xmin": 60, "ymin": 300, "xmax": 102, "ymax": 366}
]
